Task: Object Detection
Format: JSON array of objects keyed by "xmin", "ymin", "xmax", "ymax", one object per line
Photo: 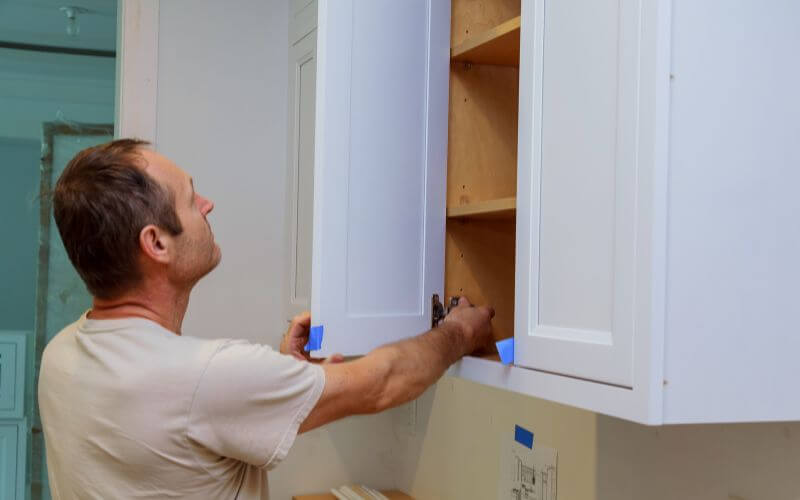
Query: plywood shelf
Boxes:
[
  {"xmin": 450, "ymin": 16, "xmax": 520, "ymax": 66},
  {"xmin": 447, "ymin": 197, "xmax": 516, "ymax": 220}
]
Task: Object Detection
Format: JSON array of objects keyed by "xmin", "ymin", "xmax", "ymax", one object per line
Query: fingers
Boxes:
[
  {"xmin": 293, "ymin": 311, "xmax": 312, "ymax": 327},
  {"xmin": 456, "ymin": 296, "xmax": 494, "ymax": 318}
]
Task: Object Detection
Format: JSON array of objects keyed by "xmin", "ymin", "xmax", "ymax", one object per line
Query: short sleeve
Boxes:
[{"xmin": 187, "ymin": 340, "xmax": 325, "ymax": 469}]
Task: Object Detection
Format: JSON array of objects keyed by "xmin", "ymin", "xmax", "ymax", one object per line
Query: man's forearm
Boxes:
[
  {"xmin": 366, "ymin": 322, "xmax": 470, "ymax": 412},
  {"xmin": 303, "ymin": 300, "xmax": 491, "ymax": 431}
]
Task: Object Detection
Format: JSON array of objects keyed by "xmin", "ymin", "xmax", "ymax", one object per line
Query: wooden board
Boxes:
[
  {"xmin": 445, "ymin": 219, "xmax": 516, "ymax": 352},
  {"xmin": 451, "ymin": 16, "xmax": 520, "ymax": 66},
  {"xmin": 447, "ymin": 63, "xmax": 519, "ymax": 206},
  {"xmin": 447, "ymin": 196, "xmax": 516, "ymax": 220},
  {"xmin": 451, "ymin": 0, "xmax": 521, "ymax": 48},
  {"xmin": 293, "ymin": 490, "xmax": 414, "ymax": 500}
]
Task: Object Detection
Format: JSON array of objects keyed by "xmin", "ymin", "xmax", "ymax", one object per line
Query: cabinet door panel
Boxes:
[
  {"xmin": 516, "ymin": 0, "xmax": 643, "ymax": 386},
  {"xmin": 0, "ymin": 421, "xmax": 25, "ymax": 500},
  {"xmin": 285, "ymin": 30, "xmax": 317, "ymax": 319},
  {"xmin": 311, "ymin": 0, "xmax": 449, "ymax": 355}
]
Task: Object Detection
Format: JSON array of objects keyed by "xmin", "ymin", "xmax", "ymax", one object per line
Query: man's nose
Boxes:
[{"xmin": 197, "ymin": 194, "xmax": 214, "ymax": 215}]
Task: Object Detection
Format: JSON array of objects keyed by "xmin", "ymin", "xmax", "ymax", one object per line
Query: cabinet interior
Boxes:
[{"xmin": 446, "ymin": 0, "xmax": 521, "ymax": 360}]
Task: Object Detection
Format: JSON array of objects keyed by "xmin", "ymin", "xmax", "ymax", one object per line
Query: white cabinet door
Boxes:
[
  {"xmin": 285, "ymin": 28, "xmax": 317, "ymax": 319},
  {"xmin": 515, "ymin": 0, "xmax": 648, "ymax": 387},
  {"xmin": 310, "ymin": 0, "xmax": 450, "ymax": 356}
]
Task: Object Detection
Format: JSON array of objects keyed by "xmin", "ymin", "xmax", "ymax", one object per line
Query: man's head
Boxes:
[{"xmin": 53, "ymin": 139, "xmax": 220, "ymax": 300}]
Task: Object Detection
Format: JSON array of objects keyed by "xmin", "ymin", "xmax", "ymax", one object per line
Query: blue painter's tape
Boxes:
[
  {"xmin": 496, "ymin": 338, "xmax": 514, "ymax": 365},
  {"xmin": 515, "ymin": 425, "xmax": 534, "ymax": 449},
  {"xmin": 304, "ymin": 325, "xmax": 324, "ymax": 352}
]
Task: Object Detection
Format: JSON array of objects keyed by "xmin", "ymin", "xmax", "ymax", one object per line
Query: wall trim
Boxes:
[{"xmin": 115, "ymin": 0, "xmax": 159, "ymax": 144}]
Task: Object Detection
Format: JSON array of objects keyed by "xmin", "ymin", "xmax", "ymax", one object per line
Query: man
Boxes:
[{"xmin": 38, "ymin": 139, "xmax": 494, "ymax": 499}]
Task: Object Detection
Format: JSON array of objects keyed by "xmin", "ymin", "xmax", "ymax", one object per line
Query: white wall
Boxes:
[
  {"xmin": 156, "ymin": 2, "xmax": 800, "ymax": 499},
  {"xmin": 156, "ymin": 0, "xmax": 292, "ymax": 344}
]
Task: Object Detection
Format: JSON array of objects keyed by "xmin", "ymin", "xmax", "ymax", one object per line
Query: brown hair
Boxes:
[{"xmin": 53, "ymin": 139, "xmax": 183, "ymax": 299}]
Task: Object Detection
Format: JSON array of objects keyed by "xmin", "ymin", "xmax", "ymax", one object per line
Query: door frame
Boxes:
[{"xmin": 115, "ymin": 0, "xmax": 159, "ymax": 143}]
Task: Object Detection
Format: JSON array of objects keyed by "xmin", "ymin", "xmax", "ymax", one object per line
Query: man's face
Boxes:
[{"xmin": 140, "ymin": 149, "xmax": 221, "ymax": 284}]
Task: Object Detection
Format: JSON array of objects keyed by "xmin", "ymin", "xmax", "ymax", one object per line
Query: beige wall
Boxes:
[
  {"xmin": 404, "ymin": 377, "xmax": 597, "ymax": 500},
  {"xmin": 403, "ymin": 377, "xmax": 800, "ymax": 500}
]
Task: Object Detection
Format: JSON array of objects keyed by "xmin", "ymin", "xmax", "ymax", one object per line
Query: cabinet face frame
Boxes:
[{"xmin": 505, "ymin": 0, "xmax": 671, "ymax": 423}]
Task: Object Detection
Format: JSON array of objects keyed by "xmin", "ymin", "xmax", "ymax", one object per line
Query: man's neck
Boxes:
[{"xmin": 88, "ymin": 282, "xmax": 191, "ymax": 335}]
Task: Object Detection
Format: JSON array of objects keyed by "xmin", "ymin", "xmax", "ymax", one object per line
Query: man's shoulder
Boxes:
[
  {"xmin": 41, "ymin": 318, "xmax": 82, "ymax": 358},
  {"xmin": 41, "ymin": 315, "xmax": 235, "ymax": 369}
]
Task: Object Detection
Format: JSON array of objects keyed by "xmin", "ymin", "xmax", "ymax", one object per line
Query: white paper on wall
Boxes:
[{"xmin": 497, "ymin": 436, "xmax": 558, "ymax": 500}]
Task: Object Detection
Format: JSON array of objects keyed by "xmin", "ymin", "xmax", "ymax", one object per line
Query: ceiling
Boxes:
[{"xmin": 0, "ymin": 0, "xmax": 117, "ymax": 51}]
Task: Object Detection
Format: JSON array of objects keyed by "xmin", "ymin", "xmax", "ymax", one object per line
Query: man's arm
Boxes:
[{"xmin": 299, "ymin": 298, "xmax": 493, "ymax": 433}]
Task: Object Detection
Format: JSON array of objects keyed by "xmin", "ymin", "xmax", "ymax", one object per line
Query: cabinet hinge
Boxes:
[
  {"xmin": 432, "ymin": 294, "xmax": 445, "ymax": 328},
  {"xmin": 432, "ymin": 294, "xmax": 461, "ymax": 328}
]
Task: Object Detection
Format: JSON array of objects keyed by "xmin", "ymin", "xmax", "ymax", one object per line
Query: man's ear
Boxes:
[{"xmin": 139, "ymin": 224, "xmax": 172, "ymax": 264}]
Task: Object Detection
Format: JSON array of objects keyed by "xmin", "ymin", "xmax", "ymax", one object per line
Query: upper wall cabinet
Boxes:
[{"xmin": 294, "ymin": 0, "xmax": 800, "ymax": 424}]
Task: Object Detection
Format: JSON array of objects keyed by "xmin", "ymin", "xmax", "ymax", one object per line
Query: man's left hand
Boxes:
[{"xmin": 280, "ymin": 312, "xmax": 344, "ymax": 364}]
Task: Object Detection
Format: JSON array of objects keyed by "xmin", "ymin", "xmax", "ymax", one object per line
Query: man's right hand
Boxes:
[{"xmin": 443, "ymin": 296, "xmax": 495, "ymax": 354}]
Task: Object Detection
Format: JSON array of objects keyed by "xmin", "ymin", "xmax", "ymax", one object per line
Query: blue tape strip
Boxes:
[
  {"xmin": 304, "ymin": 325, "xmax": 324, "ymax": 352},
  {"xmin": 515, "ymin": 425, "xmax": 534, "ymax": 449},
  {"xmin": 496, "ymin": 338, "xmax": 514, "ymax": 365}
]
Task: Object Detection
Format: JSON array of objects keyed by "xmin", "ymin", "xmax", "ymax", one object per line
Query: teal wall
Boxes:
[{"xmin": 0, "ymin": 138, "xmax": 40, "ymax": 331}]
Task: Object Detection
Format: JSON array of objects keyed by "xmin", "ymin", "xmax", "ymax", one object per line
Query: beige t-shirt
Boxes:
[{"xmin": 38, "ymin": 313, "xmax": 325, "ymax": 500}]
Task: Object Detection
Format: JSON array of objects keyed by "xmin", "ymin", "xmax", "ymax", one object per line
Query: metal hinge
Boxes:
[
  {"xmin": 432, "ymin": 293, "xmax": 461, "ymax": 328},
  {"xmin": 432, "ymin": 294, "xmax": 445, "ymax": 328}
]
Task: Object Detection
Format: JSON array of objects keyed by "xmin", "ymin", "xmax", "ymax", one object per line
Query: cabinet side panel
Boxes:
[
  {"xmin": 451, "ymin": 0, "xmax": 521, "ymax": 48},
  {"xmin": 447, "ymin": 64, "xmax": 519, "ymax": 206},
  {"xmin": 446, "ymin": 220, "xmax": 516, "ymax": 345},
  {"xmin": 664, "ymin": 0, "xmax": 800, "ymax": 423}
]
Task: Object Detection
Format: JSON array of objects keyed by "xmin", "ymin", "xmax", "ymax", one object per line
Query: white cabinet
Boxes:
[{"xmin": 295, "ymin": 0, "xmax": 800, "ymax": 424}]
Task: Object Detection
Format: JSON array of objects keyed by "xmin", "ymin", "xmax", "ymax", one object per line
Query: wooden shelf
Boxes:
[
  {"xmin": 451, "ymin": 16, "xmax": 520, "ymax": 66},
  {"xmin": 447, "ymin": 197, "xmax": 516, "ymax": 220}
]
